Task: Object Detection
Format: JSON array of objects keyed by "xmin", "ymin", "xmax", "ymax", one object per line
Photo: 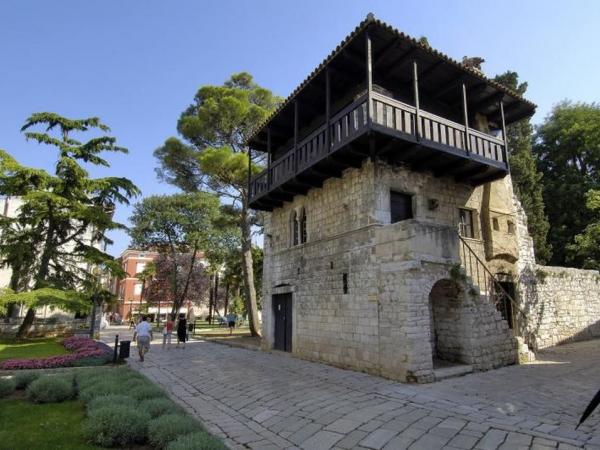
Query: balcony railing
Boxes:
[{"xmin": 250, "ymin": 92, "xmax": 507, "ymax": 204}]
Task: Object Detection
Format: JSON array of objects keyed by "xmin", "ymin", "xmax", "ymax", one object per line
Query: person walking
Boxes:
[
  {"xmin": 162, "ymin": 314, "xmax": 174, "ymax": 349},
  {"xmin": 176, "ymin": 313, "xmax": 187, "ymax": 349},
  {"xmin": 132, "ymin": 315, "xmax": 153, "ymax": 362}
]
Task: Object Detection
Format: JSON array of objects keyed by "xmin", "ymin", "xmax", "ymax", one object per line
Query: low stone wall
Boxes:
[{"xmin": 519, "ymin": 265, "xmax": 600, "ymax": 350}]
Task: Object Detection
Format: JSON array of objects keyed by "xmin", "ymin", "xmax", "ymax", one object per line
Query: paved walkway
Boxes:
[{"xmin": 103, "ymin": 327, "xmax": 600, "ymax": 449}]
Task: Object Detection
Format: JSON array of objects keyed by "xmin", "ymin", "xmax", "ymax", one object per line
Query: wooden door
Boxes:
[{"xmin": 273, "ymin": 293, "xmax": 292, "ymax": 352}]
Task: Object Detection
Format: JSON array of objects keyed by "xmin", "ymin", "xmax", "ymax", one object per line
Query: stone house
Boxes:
[{"xmin": 247, "ymin": 15, "xmax": 600, "ymax": 382}]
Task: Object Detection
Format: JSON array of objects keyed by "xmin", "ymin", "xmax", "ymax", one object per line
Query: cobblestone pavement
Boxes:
[{"xmin": 105, "ymin": 327, "xmax": 600, "ymax": 449}]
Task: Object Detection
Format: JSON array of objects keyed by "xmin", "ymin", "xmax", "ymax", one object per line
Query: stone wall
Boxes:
[
  {"xmin": 513, "ymin": 191, "xmax": 600, "ymax": 350},
  {"xmin": 262, "ymin": 159, "xmax": 518, "ymax": 382}
]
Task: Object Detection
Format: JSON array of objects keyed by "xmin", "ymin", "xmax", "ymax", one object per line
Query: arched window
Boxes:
[
  {"xmin": 299, "ymin": 207, "xmax": 307, "ymax": 244},
  {"xmin": 291, "ymin": 211, "xmax": 299, "ymax": 246}
]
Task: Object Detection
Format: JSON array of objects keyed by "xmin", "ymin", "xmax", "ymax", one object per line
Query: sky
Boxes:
[{"xmin": 1, "ymin": 0, "xmax": 599, "ymax": 257}]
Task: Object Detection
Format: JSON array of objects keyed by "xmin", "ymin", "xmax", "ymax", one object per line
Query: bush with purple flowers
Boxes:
[{"xmin": 0, "ymin": 336, "xmax": 112, "ymax": 370}]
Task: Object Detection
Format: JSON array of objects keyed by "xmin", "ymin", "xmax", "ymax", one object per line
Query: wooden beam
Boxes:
[
  {"xmin": 366, "ymin": 31, "xmax": 373, "ymax": 126},
  {"xmin": 462, "ymin": 83, "xmax": 470, "ymax": 153},
  {"xmin": 293, "ymin": 100, "xmax": 298, "ymax": 171},
  {"xmin": 325, "ymin": 68, "xmax": 331, "ymax": 152},
  {"xmin": 433, "ymin": 74, "xmax": 466, "ymax": 99},
  {"xmin": 267, "ymin": 128, "xmax": 272, "ymax": 185},
  {"xmin": 418, "ymin": 61, "xmax": 445, "ymax": 83},
  {"xmin": 379, "ymin": 46, "xmax": 419, "ymax": 74},
  {"xmin": 500, "ymin": 99, "xmax": 509, "ymax": 169},
  {"xmin": 413, "ymin": 60, "xmax": 421, "ymax": 141},
  {"xmin": 373, "ymin": 37, "xmax": 401, "ymax": 68}
]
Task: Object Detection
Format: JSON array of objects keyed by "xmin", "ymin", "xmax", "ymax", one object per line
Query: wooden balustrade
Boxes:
[{"xmin": 250, "ymin": 92, "xmax": 507, "ymax": 203}]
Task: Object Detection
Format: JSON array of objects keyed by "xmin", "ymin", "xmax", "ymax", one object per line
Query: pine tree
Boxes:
[{"xmin": 0, "ymin": 113, "xmax": 139, "ymax": 336}]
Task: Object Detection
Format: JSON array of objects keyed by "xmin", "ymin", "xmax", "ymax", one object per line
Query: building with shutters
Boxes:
[{"xmin": 247, "ymin": 15, "xmax": 600, "ymax": 383}]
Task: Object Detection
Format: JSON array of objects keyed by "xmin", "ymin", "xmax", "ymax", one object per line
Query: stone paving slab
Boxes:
[{"xmin": 105, "ymin": 326, "xmax": 600, "ymax": 449}]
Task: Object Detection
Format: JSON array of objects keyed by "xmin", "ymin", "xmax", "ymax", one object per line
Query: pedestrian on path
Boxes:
[
  {"xmin": 176, "ymin": 313, "xmax": 187, "ymax": 349},
  {"xmin": 133, "ymin": 315, "xmax": 153, "ymax": 362},
  {"xmin": 162, "ymin": 314, "xmax": 174, "ymax": 349}
]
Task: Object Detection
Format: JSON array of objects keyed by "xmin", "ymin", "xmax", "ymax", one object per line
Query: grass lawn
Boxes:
[
  {"xmin": 0, "ymin": 337, "xmax": 68, "ymax": 361},
  {"xmin": 0, "ymin": 398, "xmax": 101, "ymax": 450}
]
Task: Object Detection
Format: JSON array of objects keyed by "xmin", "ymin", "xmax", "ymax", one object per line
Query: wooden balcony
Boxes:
[{"xmin": 249, "ymin": 91, "xmax": 508, "ymax": 211}]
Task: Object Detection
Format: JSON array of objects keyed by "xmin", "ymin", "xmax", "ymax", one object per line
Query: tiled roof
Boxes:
[{"xmin": 248, "ymin": 13, "xmax": 536, "ymax": 145}]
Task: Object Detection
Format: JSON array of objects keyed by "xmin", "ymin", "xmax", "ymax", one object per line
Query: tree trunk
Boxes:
[
  {"xmin": 223, "ymin": 281, "xmax": 230, "ymax": 316},
  {"xmin": 241, "ymin": 206, "xmax": 261, "ymax": 337},
  {"xmin": 208, "ymin": 273, "xmax": 214, "ymax": 324},
  {"xmin": 214, "ymin": 271, "xmax": 220, "ymax": 316},
  {"xmin": 16, "ymin": 308, "xmax": 35, "ymax": 338},
  {"xmin": 17, "ymin": 217, "xmax": 55, "ymax": 338}
]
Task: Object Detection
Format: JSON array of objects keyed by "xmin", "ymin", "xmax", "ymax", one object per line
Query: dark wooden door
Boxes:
[
  {"xmin": 273, "ymin": 293, "xmax": 292, "ymax": 352},
  {"xmin": 497, "ymin": 281, "xmax": 515, "ymax": 329}
]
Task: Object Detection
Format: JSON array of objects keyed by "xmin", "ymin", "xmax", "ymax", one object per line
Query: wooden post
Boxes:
[
  {"xmin": 413, "ymin": 60, "xmax": 420, "ymax": 141},
  {"xmin": 267, "ymin": 127, "xmax": 272, "ymax": 185},
  {"xmin": 294, "ymin": 100, "xmax": 298, "ymax": 172},
  {"xmin": 462, "ymin": 83, "xmax": 470, "ymax": 153},
  {"xmin": 500, "ymin": 99, "xmax": 509, "ymax": 168},
  {"xmin": 366, "ymin": 31, "xmax": 373, "ymax": 126},
  {"xmin": 325, "ymin": 68, "xmax": 331, "ymax": 152}
]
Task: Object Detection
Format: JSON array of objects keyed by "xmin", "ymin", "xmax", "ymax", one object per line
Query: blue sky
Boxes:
[{"xmin": 1, "ymin": 1, "xmax": 599, "ymax": 256}]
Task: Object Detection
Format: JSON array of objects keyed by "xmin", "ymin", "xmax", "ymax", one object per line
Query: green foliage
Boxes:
[
  {"xmin": 567, "ymin": 190, "xmax": 600, "ymax": 269},
  {"xmin": 0, "ymin": 287, "xmax": 90, "ymax": 315},
  {"xmin": 87, "ymin": 394, "xmax": 135, "ymax": 413},
  {"xmin": 26, "ymin": 376, "xmax": 74, "ymax": 403},
  {"xmin": 128, "ymin": 383, "xmax": 166, "ymax": 401},
  {"xmin": 78, "ymin": 380, "xmax": 123, "ymax": 403},
  {"xmin": 534, "ymin": 101, "xmax": 600, "ymax": 266},
  {"xmin": 83, "ymin": 404, "xmax": 149, "ymax": 447},
  {"xmin": 494, "ymin": 71, "xmax": 551, "ymax": 263},
  {"xmin": 14, "ymin": 371, "xmax": 40, "ymax": 389},
  {"xmin": 0, "ymin": 113, "xmax": 139, "ymax": 336},
  {"xmin": 148, "ymin": 413, "xmax": 201, "ymax": 449},
  {"xmin": 0, "ymin": 398, "xmax": 100, "ymax": 450},
  {"xmin": 166, "ymin": 431, "xmax": 227, "ymax": 450},
  {"xmin": 154, "ymin": 73, "xmax": 280, "ymax": 337},
  {"xmin": 139, "ymin": 397, "xmax": 183, "ymax": 418},
  {"xmin": 0, "ymin": 377, "xmax": 16, "ymax": 397},
  {"xmin": 129, "ymin": 192, "xmax": 232, "ymax": 311}
]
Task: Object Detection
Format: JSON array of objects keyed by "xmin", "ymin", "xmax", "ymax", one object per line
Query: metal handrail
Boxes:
[{"xmin": 458, "ymin": 235, "xmax": 528, "ymax": 331}]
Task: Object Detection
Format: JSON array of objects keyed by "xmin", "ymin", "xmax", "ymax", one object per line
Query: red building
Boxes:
[{"xmin": 112, "ymin": 249, "xmax": 160, "ymax": 320}]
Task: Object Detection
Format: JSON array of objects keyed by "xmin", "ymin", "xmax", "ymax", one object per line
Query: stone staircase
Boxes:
[{"xmin": 458, "ymin": 235, "xmax": 535, "ymax": 363}]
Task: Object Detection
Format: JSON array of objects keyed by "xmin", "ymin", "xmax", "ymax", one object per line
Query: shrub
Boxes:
[
  {"xmin": 79, "ymin": 380, "xmax": 123, "ymax": 403},
  {"xmin": 166, "ymin": 432, "xmax": 227, "ymax": 450},
  {"xmin": 83, "ymin": 404, "xmax": 149, "ymax": 447},
  {"xmin": 148, "ymin": 414, "xmax": 200, "ymax": 449},
  {"xmin": 14, "ymin": 371, "xmax": 40, "ymax": 389},
  {"xmin": 87, "ymin": 394, "xmax": 136, "ymax": 413},
  {"xmin": 139, "ymin": 397, "xmax": 182, "ymax": 418},
  {"xmin": 128, "ymin": 384, "xmax": 166, "ymax": 401},
  {"xmin": 0, "ymin": 377, "xmax": 16, "ymax": 398},
  {"xmin": 26, "ymin": 376, "xmax": 73, "ymax": 403}
]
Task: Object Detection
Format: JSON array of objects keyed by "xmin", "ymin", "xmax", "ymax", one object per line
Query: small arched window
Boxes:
[
  {"xmin": 299, "ymin": 207, "xmax": 307, "ymax": 244},
  {"xmin": 291, "ymin": 211, "xmax": 299, "ymax": 246}
]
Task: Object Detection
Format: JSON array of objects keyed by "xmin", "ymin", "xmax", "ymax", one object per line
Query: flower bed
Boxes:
[{"xmin": 0, "ymin": 337, "xmax": 112, "ymax": 370}]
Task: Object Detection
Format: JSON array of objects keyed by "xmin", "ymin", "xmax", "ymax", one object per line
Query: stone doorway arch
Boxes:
[{"xmin": 428, "ymin": 278, "xmax": 466, "ymax": 367}]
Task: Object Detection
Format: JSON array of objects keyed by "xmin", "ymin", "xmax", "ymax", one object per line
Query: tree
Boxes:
[
  {"xmin": 143, "ymin": 253, "xmax": 210, "ymax": 312},
  {"xmin": 567, "ymin": 189, "xmax": 600, "ymax": 269},
  {"xmin": 154, "ymin": 72, "xmax": 280, "ymax": 337},
  {"xmin": 493, "ymin": 71, "xmax": 552, "ymax": 263},
  {"xmin": 0, "ymin": 113, "xmax": 139, "ymax": 337},
  {"xmin": 128, "ymin": 192, "xmax": 228, "ymax": 314},
  {"xmin": 534, "ymin": 101, "xmax": 600, "ymax": 266}
]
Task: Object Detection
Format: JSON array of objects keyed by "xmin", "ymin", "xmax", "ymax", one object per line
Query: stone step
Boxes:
[{"xmin": 433, "ymin": 364, "xmax": 474, "ymax": 381}]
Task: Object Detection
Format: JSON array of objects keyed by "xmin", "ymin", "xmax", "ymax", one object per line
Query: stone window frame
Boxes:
[
  {"xmin": 458, "ymin": 207, "xmax": 479, "ymax": 240},
  {"xmin": 389, "ymin": 190, "xmax": 415, "ymax": 223},
  {"xmin": 290, "ymin": 207, "xmax": 308, "ymax": 246}
]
